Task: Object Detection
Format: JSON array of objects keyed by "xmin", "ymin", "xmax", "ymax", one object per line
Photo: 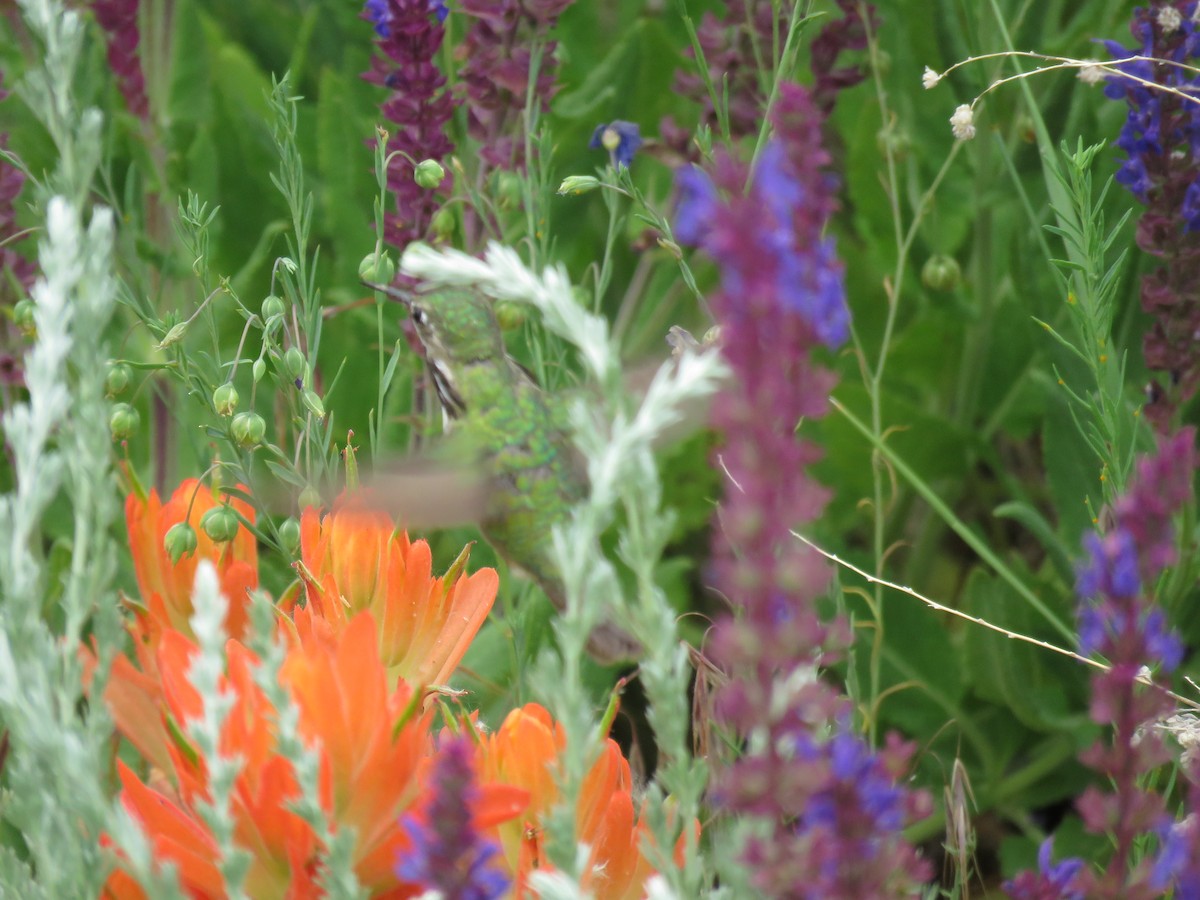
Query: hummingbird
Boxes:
[{"xmin": 364, "ymin": 282, "xmax": 642, "ymax": 664}]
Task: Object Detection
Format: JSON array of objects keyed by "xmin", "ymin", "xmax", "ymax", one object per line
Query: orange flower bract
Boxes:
[
  {"xmin": 103, "ymin": 614, "xmax": 527, "ymax": 897},
  {"xmin": 295, "ymin": 506, "xmax": 498, "ymax": 687},
  {"xmin": 124, "ymin": 479, "xmax": 257, "ymax": 641},
  {"xmin": 477, "ymin": 703, "xmax": 671, "ymax": 900}
]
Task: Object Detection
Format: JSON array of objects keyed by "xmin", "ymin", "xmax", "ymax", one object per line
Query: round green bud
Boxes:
[
  {"xmin": 358, "ymin": 252, "xmax": 396, "ymax": 284},
  {"xmin": 413, "ymin": 158, "xmax": 446, "ymax": 190},
  {"xmin": 231, "ymin": 411, "xmax": 267, "ymax": 448},
  {"xmin": 13, "ymin": 299, "xmax": 35, "ymax": 336},
  {"xmin": 298, "ymin": 484, "xmax": 322, "ymax": 511},
  {"xmin": 494, "ymin": 300, "xmax": 527, "ymax": 331},
  {"xmin": 199, "ymin": 505, "xmax": 240, "ymax": 543},
  {"xmin": 431, "ymin": 208, "xmax": 456, "ymax": 242},
  {"xmin": 278, "ymin": 517, "xmax": 301, "ymax": 556},
  {"xmin": 252, "ymin": 358, "xmax": 266, "ymax": 383},
  {"xmin": 921, "ymin": 253, "xmax": 963, "ymax": 292},
  {"xmin": 283, "ymin": 347, "xmax": 306, "ymax": 381},
  {"xmin": 261, "ymin": 294, "xmax": 285, "ymax": 323},
  {"xmin": 164, "ymin": 522, "xmax": 199, "ymax": 564},
  {"xmin": 212, "ymin": 383, "xmax": 239, "ymax": 417},
  {"xmin": 496, "ymin": 171, "xmax": 522, "ymax": 207},
  {"xmin": 109, "ymin": 403, "xmax": 140, "ymax": 440},
  {"xmin": 105, "ymin": 362, "xmax": 133, "ymax": 397}
]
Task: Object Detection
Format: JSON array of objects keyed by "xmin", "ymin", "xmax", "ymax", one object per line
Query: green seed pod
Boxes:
[
  {"xmin": 358, "ymin": 253, "xmax": 396, "ymax": 284},
  {"xmin": 199, "ymin": 505, "xmax": 240, "ymax": 543},
  {"xmin": 261, "ymin": 294, "xmax": 285, "ymax": 323},
  {"xmin": 231, "ymin": 411, "xmax": 267, "ymax": 448},
  {"xmin": 105, "ymin": 362, "xmax": 133, "ymax": 397},
  {"xmin": 253, "ymin": 358, "xmax": 266, "ymax": 383},
  {"xmin": 413, "ymin": 158, "xmax": 446, "ymax": 189},
  {"xmin": 283, "ymin": 347, "xmax": 306, "ymax": 381},
  {"xmin": 921, "ymin": 253, "xmax": 963, "ymax": 292},
  {"xmin": 302, "ymin": 390, "xmax": 325, "ymax": 419},
  {"xmin": 164, "ymin": 522, "xmax": 199, "ymax": 564},
  {"xmin": 557, "ymin": 175, "xmax": 601, "ymax": 196},
  {"xmin": 298, "ymin": 484, "xmax": 322, "ymax": 511},
  {"xmin": 278, "ymin": 517, "xmax": 301, "ymax": 556},
  {"xmin": 212, "ymin": 383, "xmax": 239, "ymax": 416},
  {"xmin": 494, "ymin": 300, "xmax": 527, "ymax": 331},
  {"xmin": 431, "ymin": 207, "xmax": 456, "ymax": 242},
  {"xmin": 109, "ymin": 403, "xmax": 140, "ymax": 440}
]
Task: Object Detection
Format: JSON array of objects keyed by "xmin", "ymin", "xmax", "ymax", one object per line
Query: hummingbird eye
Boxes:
[{"xmin": 411, "ymin": 306, "xmax": 428, "ymax": 327}]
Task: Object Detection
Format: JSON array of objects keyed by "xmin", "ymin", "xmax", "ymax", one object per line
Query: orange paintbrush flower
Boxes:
[
  {"xmin": 124, "ymin": 479, "xmax": 257, "ymax": 641},
  {"xmin": 294, "ymin": 506, "xmax": 498, "ymax": 686},
  {"xmin": 103, "ymin": 613, "xmax": 526, "ymax": 897},
  {"xmin": 477, "ymin": 703, "xmax": 675, "ymax": 900}
]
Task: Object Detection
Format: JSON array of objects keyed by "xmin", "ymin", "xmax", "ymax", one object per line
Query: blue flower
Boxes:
[
  {"xmin": 590, "ymin": 120, "xmax": 643, "ymax": 168},
  {"xmin": 1037, "ymin": 838, "xmax": 1086, "ymax": 899},
  {"xmin": 395, "ymin": 815, "xmax": 509, "ymax": 900},
  {"xmin": 364, "ymin": 0, "xmax": 447, "ymax": 38},
  {"xmin": 1077, "ymin": 529, "xmax": 1141, "ymax": 600}
]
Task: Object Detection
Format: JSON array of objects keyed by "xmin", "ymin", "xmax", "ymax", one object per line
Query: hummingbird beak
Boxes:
[{"xmin": 361, "ymin": 280, "xmax": 414, "ymax": 309}]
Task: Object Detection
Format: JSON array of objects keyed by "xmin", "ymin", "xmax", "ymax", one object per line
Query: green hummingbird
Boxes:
[{"xmin": 364, "ymin": 282, "xmax": 642, "ymax": 664}]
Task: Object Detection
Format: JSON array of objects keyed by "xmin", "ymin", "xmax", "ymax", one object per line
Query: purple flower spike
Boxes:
[
  {"xmin": 1011, "ymin": 429, "xmax": 1194, "ymax": 896},
  {"xmin": 457, "ymin": 0, "xmax": 573, "ymax": 173},
  {"xmin": 90, "ymin": 0, "xmax": 150, "ymax": 120},
  {"xmin": 695, "ymin": 82, "xmax": 931, "ymax": 896},
  {"xmin": 362, "ymin": 0, "xmax": 456, "ymax": 251},
  {"xmin": 394, "ymin": 736, "xmax": 510, "ymax": 900},
  {"xmin": 1102, "ymin": 2, "xmax": 1200, "ymax": 426}
]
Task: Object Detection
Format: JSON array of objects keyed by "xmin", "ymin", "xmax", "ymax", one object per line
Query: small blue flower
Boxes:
[
  {"xmin": 590, "ymin": 120, "xmax": 643, "ymax": 169},
  {"xmin": 364, "ymin": 0, "xmax": 446, "ymax": 38},
  {"xmin": 1077, "ymin": 529, "xmax": 1141, "ymax": 600},
  {"xmin": 1036, "ymin": 838, "xmax": 1086, "ymax": 899},
  {"xmin": 395, "ymin": 814, "xmax": 509, "ymax": 900},
  {"xmin": 364, "ymin": 0, "xmax": 391, "ymax": 36}
]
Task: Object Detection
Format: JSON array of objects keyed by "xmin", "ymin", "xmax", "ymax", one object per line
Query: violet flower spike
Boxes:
[
  {"xmin": 361, "ymin": 0, "xmax": 456, "ymax": 251},
  {"xmin": 394, "ymin": 736, "xmax": 509, "ymax": 900},
  {"xmin": 1101, "ymin": 1, "xmax": 1200, "ymax": 427},
  {"xmin": 687, "ymin": 82, "xmax": 931, "ymax": 895},
  {"xmin": 90, "ymin": 0, "xmax": 150, "ymax": 120},
  {"xmin": 1010, "ymin": 428, "xmax": 1194, "ymax": 897}
]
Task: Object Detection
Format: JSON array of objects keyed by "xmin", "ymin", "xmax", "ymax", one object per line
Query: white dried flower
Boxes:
[
  {"xmin": 950, "ymin": 104, "xmax": 976, "ymax": 140},
  {"xmin": 1077, "ymin": 61, "xmax": 1106, "ymax": 85},
  {"xmin": 922, "ymin": 66, "xmax": 941, "ymax": 89},
  {"xmin": 1159, "ymin": 5, "xmax": 1183, "ymax": 33},
  {"xmin": 1161, "ymin": 713, "xmax": 1200, "ymax": 749}
]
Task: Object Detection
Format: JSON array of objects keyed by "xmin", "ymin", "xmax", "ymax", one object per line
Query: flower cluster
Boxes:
[
  {"xmin": 660, "ymin": 1, "xmax": 783, "ymax": 156},
  {"xmin": 90, "ymin": 0, "xmax": 150, "ymax": 120},
  {"xmin": 661, "ymin": 1, "xmax": 874, "ymax": 157},
  {"xmin": 675, "ymin": 82, "xmax": 930, "ymax": 894},
  {"xmin": 100, "ymin": 480, "xmax": 677, "ymax": 897},
  {"xmin": 362, "ymin": 0, "xmax": 456, "ymax": 251},
  {"xmin": 456, "ymin": 0, "xmax": 574, "ymax": 172},
  {"xmin": 1006, "ymin": 428, "xmax": 1195, "ymax": 897},
  {"xmin": 1103, "ymin": 1, "xmax": 1200, "ymax": 426}
]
